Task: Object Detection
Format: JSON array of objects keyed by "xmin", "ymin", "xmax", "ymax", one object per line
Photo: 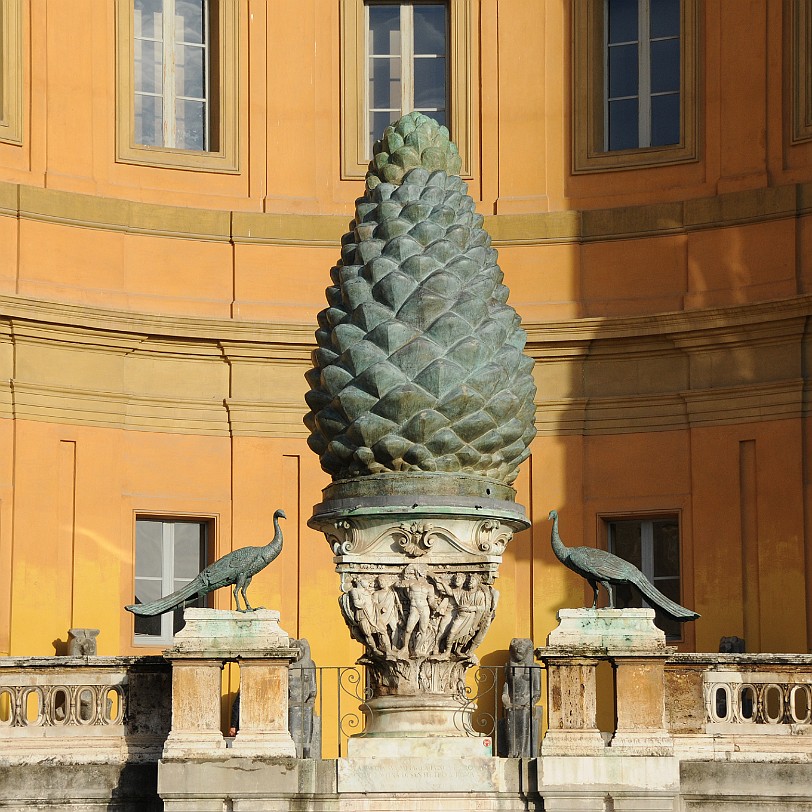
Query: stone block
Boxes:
[
  {"xmin": 162, "ymin": 659, "xmax": 225, "ymax": 759},
  {"xmin": 346, "ymin": 734, "xmax": 493, "ymax": 758},
  {"xmin": 336, "ymin": 756, "xmax": 519, "ymax": 794},
  {"xmin": 231, "ymin": 658, "xmax": 296, "ymax": 757},
  {"xmin": 611, "ymin": 656, "xmax": 673, "ymax": 755},
  {"xmin": 545, "ymin": 608, "xmax": 667, "ymax": 652},
  {"xmin": 167, "ymin": 608, "xmax": 293, "ymax": 656}
]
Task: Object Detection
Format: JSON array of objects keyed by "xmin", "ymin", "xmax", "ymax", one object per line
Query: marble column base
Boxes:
[
  {"xmin": 162, "ymin": 731, "xmax": 226, "ymax": 759},
  {"xmin": 230, "ymin": 730, "xmax": 296, "ymax": 757},
  {"xmin": 360, "ymin": 694, "xmax": 474, "ymax": 738}
]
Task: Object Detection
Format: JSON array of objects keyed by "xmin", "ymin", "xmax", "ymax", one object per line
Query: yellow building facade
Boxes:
[{"xmin": 1, "ymin": 0, "xmax": 810, "ymax": 669}]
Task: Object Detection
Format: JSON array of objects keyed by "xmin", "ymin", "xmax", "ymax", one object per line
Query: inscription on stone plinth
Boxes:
[{"xmin": 337, "ymin": 756, "xmax": 514, "ymax": 794}]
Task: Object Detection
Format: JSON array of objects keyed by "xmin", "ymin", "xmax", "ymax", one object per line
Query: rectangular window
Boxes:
[
  {"xmin": 0, "ymin": 0, "xmax": 22, "ymax": 145},
  {"xmin": 608, "ymin": 516, "xmax": 682, "ymax": 640},
  {"xmin": 341, "ymin": 0, "xmax": 472, "ymax": 178},
  {"xmin": 572, "ymin": 0, "xmax": 698, "ymax": 172},
  {"xmin": 605, "ymin": 0, "xmax": 680, "ymax": 151},
  {"xmin": 116, "ymin": 0, "xmax": 239, "ymax": 171},
  {"xmin": 133, "ymin": 518, "xmax": 211, "ymax": 644},
  {"xmin": 134, "ymin": 0, "xmax": 211, "ymax": 151},
  {"xmin": 365, "ymin": 1, "xmax": 448, "ymax": 157}
]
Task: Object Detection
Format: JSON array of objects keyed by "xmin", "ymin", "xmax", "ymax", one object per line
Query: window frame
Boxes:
[
  {"xmin": 116, "ymin": 0, "xmax": 240, "ymax": 172},
  {"xmin": 341, "ymin": 0, "xmax": 473, "ymax": 179},
  {"xmin": 572, "ymin": 0, "xmax": 699, "ymax": 173},
  {"xmin": 791, "ymin": 0, "xmax": 812, "ymax": 144},
  {"xmin": 131, "ymin": 515, "xmax": 214, "ymax": 647},
  {"xmin": 364, "ymin": 2, "xmax": 450, "ymax": 159},
  {"xmin": 605, "ymin": 512, "xmax": 685, "ymax": 643},
  {"xmin": 0, "ymin": 0, "xmax": 22, "ymax": 145}
]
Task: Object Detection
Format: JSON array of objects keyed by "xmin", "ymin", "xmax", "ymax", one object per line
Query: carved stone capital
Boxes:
[{"xmin": 311, "ymin": 497, "xmax": 526, "ymax": 730}]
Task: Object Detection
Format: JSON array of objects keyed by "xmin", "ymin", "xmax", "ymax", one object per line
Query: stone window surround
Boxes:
[
  {"xmin": 115, "ymin": 0, "xmax": 239, "ymax": 172},
  {"xmin": 571, "ymin": 0, "xmax": 699, "ymax": 173},
  {"xmin": 131, "ymin": 514, "xmax": 214, "ymax": 647},
  {"xmin": 0, "ymin": 0, "xmax": 23, "ymax": 146},
  {"xmin": 791, "ymin": 0, "xmax": 812, "ymax": 144},
  {"xmin": 340, "ymin": 0, "xmax": 473, "ymax": 179}
]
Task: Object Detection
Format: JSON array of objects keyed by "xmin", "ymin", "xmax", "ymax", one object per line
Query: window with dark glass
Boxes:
[
  {"xmin": 608, "ymin": 517, "xmax": 682, "ymax": 640},
  {"xmin": 605, "ymin": 0, "xmax": 681, "ymax": 151},
  {"xmin": 133, "ymin": 0, "xmax": 214, "ymax": 151},
  {"xmin": 365, "ymin": 1, "xmax": 448, "ymax": 156},
  {"xmin": 133, "ymin": 518, "xmax": 210, "ymax": 643}
]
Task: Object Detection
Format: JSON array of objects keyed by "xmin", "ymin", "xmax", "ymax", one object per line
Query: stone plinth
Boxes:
[
  {"xmin": 162, "ymin": 658, "xmax": 226, "ymax": 758},
  {"xmin": 161, "ymin": 608, "xmax": 297, "ymax": 760},
  {"xmin": 546, "ymin": 608, "xmax": 667, "ymax": 651},
  {"xmin": 537, "ymin": 755, "xmax": 681, "ymax": 812},
  {"xmin": 611, "ymin": 655, "xmax": 673, "ymax": 756},
  {"xmin": 539, "ymin": 608, "xmax": 675, "ymax": 757},
  {"xmin": 537, "ymin": 655, "xmax": 606, "ymax": 756},
  {"xmin": 230, "ymin": 657, "xmax": 296, "ymax": 757},
  {"xmin": 169, "ymin": 607, "xmax": 290, "ymax": 654},
  {"xmin": 310, "ymin": 489, "xmax": 529, "ymax": 745}
]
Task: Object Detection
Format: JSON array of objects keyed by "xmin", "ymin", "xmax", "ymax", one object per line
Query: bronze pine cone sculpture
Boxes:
[{"xmin": 305, "ymin": 113, "xmax": 536, "ymax": 486}]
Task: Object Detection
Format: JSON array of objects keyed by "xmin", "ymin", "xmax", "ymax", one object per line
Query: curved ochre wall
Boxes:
[{"xmin": 1, "ymin": 0, "xmax": 812, "ymax": 669}]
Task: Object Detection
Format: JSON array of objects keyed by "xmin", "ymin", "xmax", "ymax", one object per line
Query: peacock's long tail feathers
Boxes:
[
  {"xmin": 125, "ymin": 575, "xmax": 204, "ymax": 617},
  {"xmin": 631, "ymin": 573, "xmax": 700, "ymax": 622}
]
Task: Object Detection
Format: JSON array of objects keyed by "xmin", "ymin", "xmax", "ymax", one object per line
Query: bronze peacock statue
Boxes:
[
  {"xmin": 126, "ymin": 509, "xmax": 286, "ymax": 616},
  {"xmin": 548, "ymin": 509, "xmax": 699, "ymax": 622}
]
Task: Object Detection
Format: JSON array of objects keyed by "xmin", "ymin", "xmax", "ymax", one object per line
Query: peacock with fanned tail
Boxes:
[
  {"xmin": 548, "ymin": 509, "xmax": 699, "ymax": 622},
  {"xmin": 126, "ymin": 509, "xmax": 286, "ymax": 616}
]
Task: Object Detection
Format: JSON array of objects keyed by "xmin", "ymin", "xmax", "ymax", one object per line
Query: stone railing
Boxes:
[
  {"xmin": 0, "ymin": 655, "xmax": 170, "ymax": 764},
  {"xmin": 665, "ymin": 653, "xmax": 812, "ymax": 761}
]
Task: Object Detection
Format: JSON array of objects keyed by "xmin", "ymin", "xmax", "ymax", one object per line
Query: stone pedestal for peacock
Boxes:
[{"xmin": 305, "ymin": 113, "xmax": 537, "ymax": 755}]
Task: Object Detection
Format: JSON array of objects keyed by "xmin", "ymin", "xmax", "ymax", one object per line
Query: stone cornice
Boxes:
[
  {"xmin": 3, "ymin": 292, "xmax": 811, "ymax": 350},
  {"xmin": 523, "ymin": 294, "xmax": 812, "ymax": 346},
  {"xmin": 0, "ymin": 293, "xmax": 315, "ymax": 349},
  {"xmin": 2, "ymin": 179, "xmax": 812, "ymax": 247},
  {"xmin": 1, "ymin": 293, "xmax": 811, "ymax": 437}
]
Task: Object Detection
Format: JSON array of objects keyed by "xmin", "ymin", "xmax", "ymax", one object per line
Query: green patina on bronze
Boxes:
[{"xmin": 304, "ymin": 113, "xmax": 536, "ymax": 490}]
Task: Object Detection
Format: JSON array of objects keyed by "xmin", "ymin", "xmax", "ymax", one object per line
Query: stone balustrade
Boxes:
[
  {"xmin": 0, "ymin": 646, "xmax": 810, "ymax": 810},
  {"xmin": 0, "ymin": 655, "xmax": 171, "ymax": 764},
  {"xmin": 665, "ymin": 653, "xmax": 812, "ymax": 761}
]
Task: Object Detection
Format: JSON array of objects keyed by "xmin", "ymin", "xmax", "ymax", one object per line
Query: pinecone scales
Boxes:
[{"xmin": 305, "ymin": 114, "xmax": 536, "ymax": 486}]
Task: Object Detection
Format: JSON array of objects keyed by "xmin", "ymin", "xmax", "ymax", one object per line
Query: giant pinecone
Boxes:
[{"xmin": 305, "ymin": 114, "xmax": 536, "ymax": 486}]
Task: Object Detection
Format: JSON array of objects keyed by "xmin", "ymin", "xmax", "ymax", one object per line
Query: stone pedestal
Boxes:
[
  {"xmin": 538, "ymin": 655, "xmax": 605, "ymax": 756},
  {"xmin": 160, "ymin": 608, "xmax": 297, "ymax": 760},
  {"xmin": 547, "ymin": 608, "xmax": 667, "ymax": 649},
  {"xmin": 231, "ymin": 657, "xmax": 296, "ymax": 757},
  {"xmin": 162, "ymin": 658, "xmax": 226, "ymax": 758},
  {"xmin": 538, "ymin": 608, "xmax": 675, "ymax": 758},
  {"xmin": 309, "ymin": 481, "xmax": 529, "ymax": 751},
  {"xmin": 346, "ymin": 694, "xmax": 492, "ymax": 757},
  {"xmin": 611, "ymin": 655, "xmax": 673, "ymax": 756}
]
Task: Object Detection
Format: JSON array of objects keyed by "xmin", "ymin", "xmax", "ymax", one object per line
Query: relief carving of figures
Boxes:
[
  {"xmin": 339, "ymin": 575, "xmax": 379, "ymax": 650},
  {"xmin": 338, "ymin": 562, "xmax": 499, "ymax": 694},
  {"xmin": 399, "ymin": 563, "xmax": 441, "ymax": 657},
  {"xmin": 372, "ymin": 573, "xmax": 401, "ymax": 653}
]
